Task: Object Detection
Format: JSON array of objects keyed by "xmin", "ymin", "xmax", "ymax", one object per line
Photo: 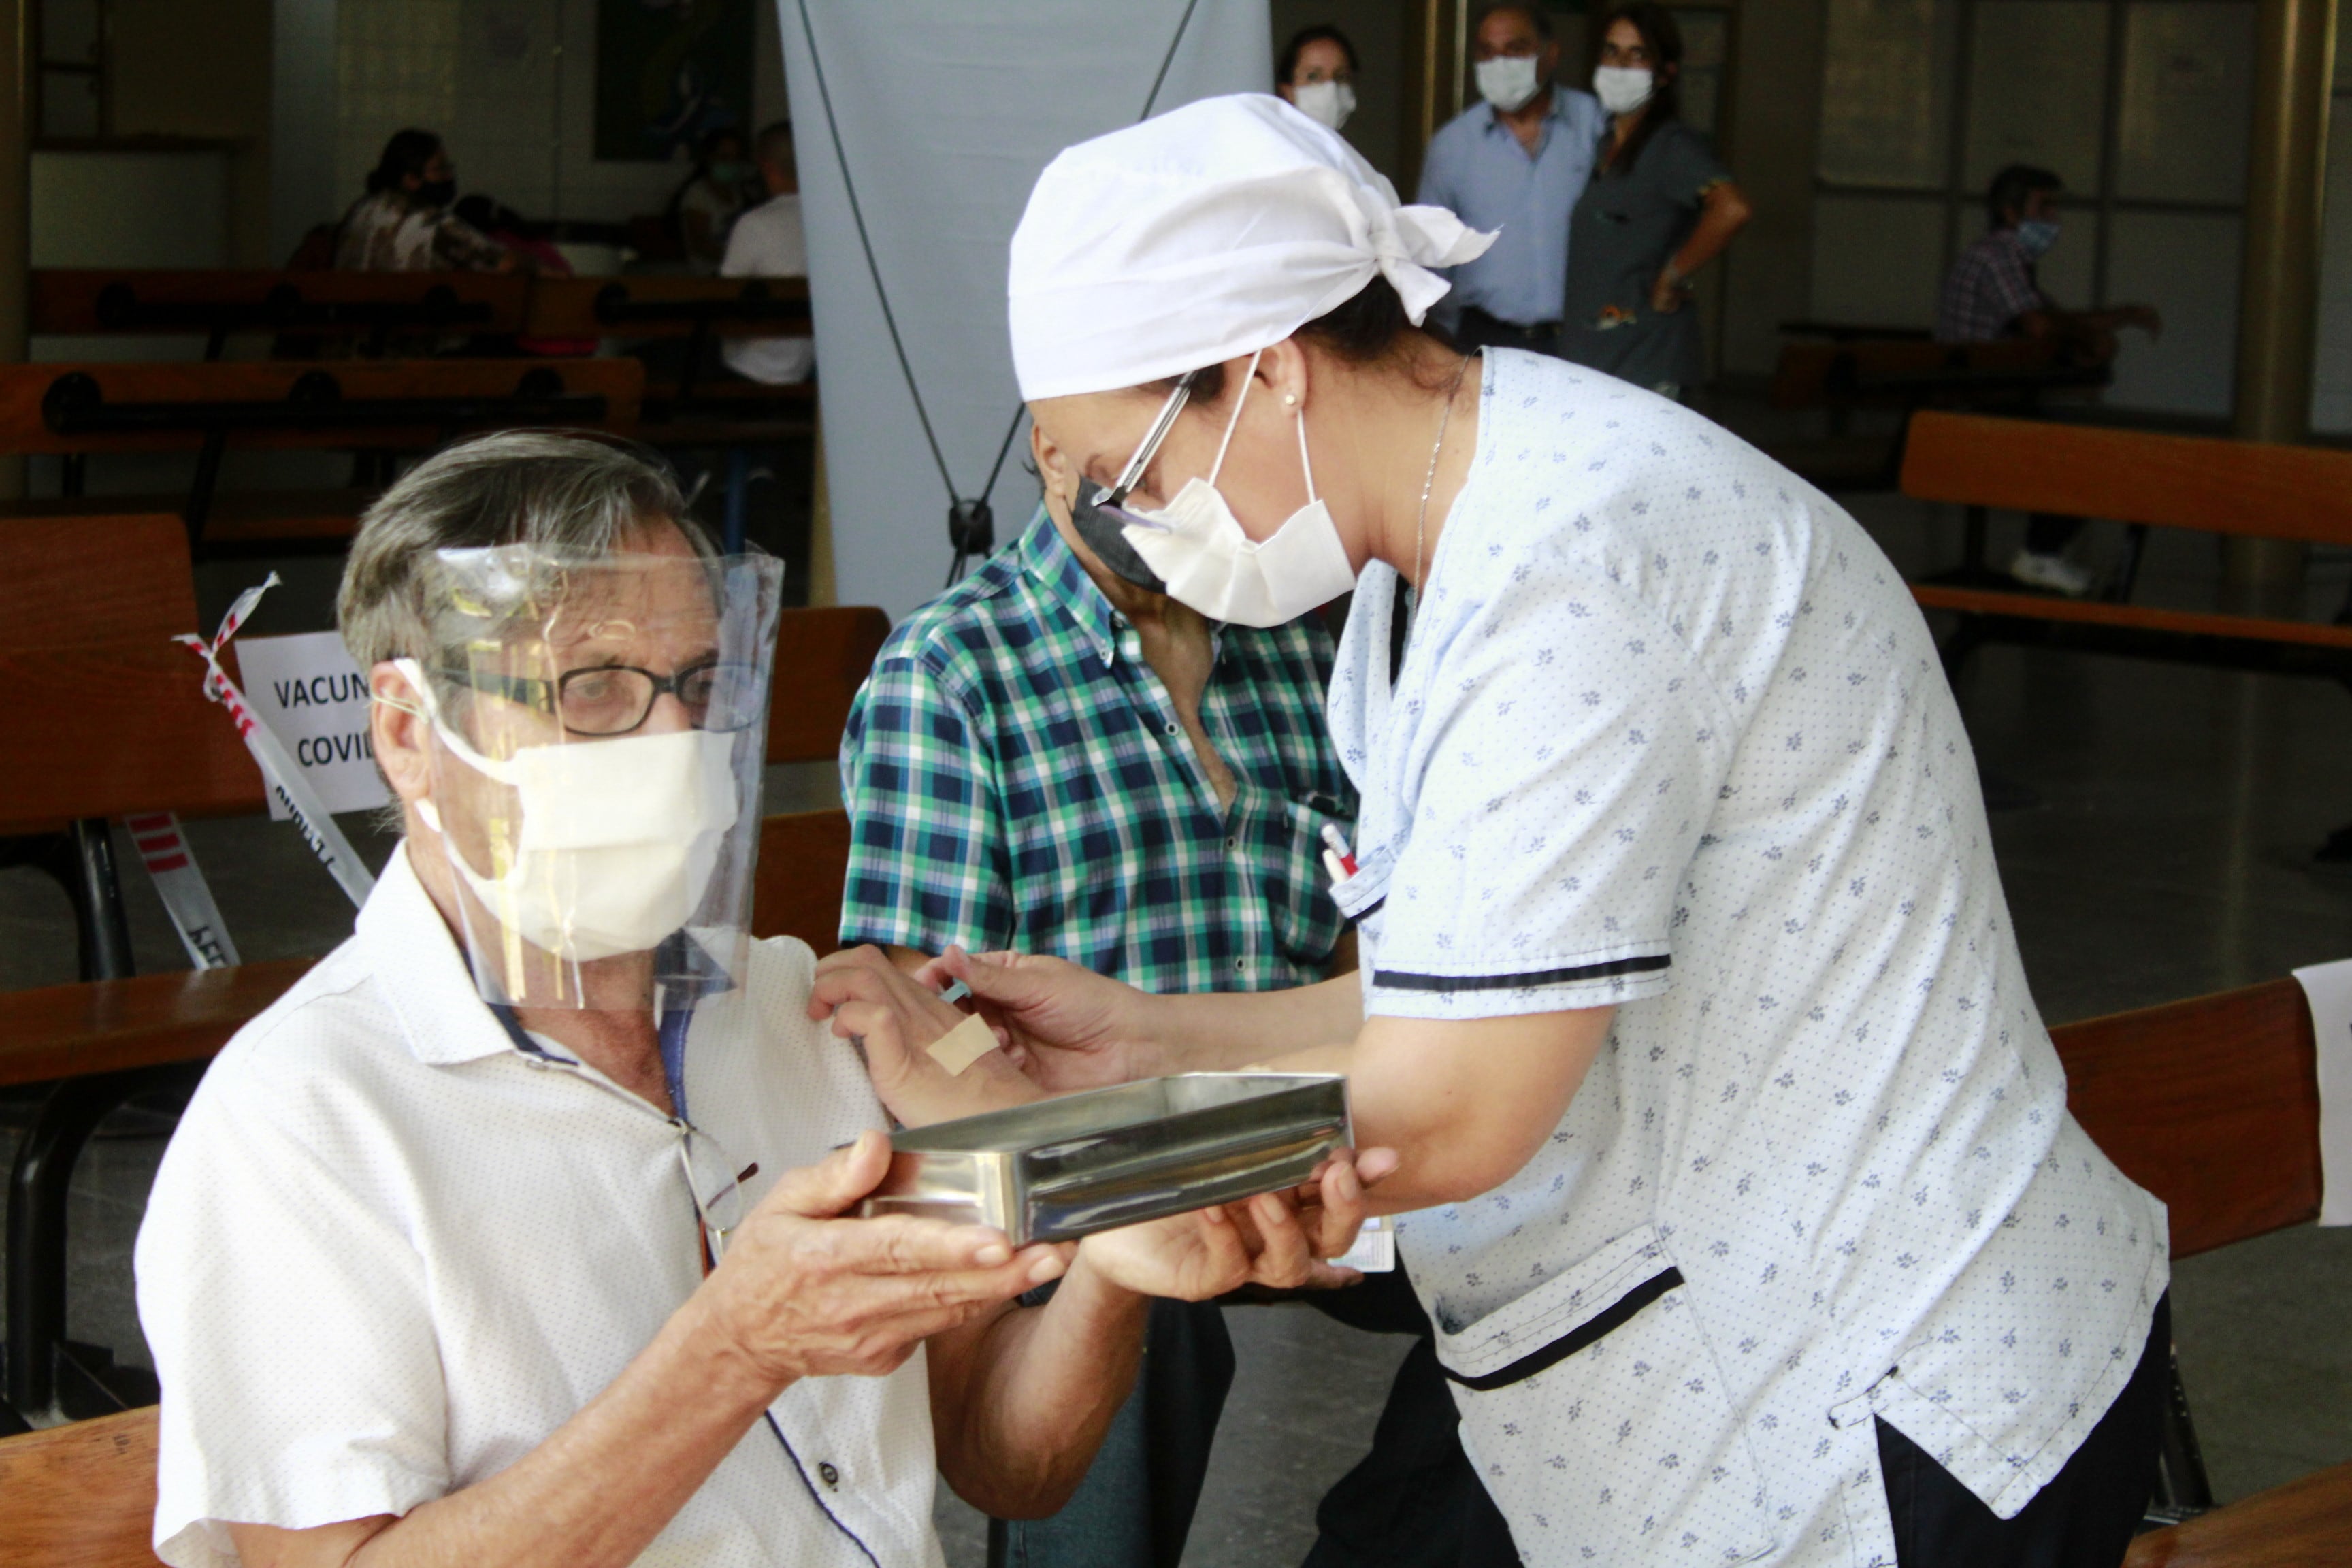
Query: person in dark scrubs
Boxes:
[{"xmin": 1558, "ymin": 3, "xmax": 1752, "ymax": 397}]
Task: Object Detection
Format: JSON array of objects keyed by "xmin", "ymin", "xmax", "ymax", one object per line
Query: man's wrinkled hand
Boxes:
[
  {"xmin": 703, "ymin": 1132, "xmax": 1067, "ymax": 1384},
  {"xmin": 809, "ymin": 947, "xmax": 1043, "ymax": 1127}
]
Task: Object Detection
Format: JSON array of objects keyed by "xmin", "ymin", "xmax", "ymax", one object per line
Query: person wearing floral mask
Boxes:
[
  {"xmin": 820, "ymin": 93, "xmax": 2175, "ymax": 1568},
  {"xmin": 134, "ymin": 431, "xmax": 1384, "ymax": 1568}
]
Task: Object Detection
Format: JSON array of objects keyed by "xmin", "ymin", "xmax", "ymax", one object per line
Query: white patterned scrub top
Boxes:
[{"xmin": 1326, "ymin": 349, "xmax": 2167, "ymax": 1567}]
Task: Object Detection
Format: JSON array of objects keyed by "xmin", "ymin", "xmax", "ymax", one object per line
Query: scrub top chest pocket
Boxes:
[{"xmin": 1432, "ymin": 1223, "xmax": 1778, "ymax": 1567}]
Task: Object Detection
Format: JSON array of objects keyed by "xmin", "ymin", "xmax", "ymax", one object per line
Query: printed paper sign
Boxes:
[
  {"xmin": 233, "ymin": 632, "xmax": 392, "ymax": 819},
  {"xmin": 2291, "ymin": 958, "xmax": 2352, "ymax": 1227}
]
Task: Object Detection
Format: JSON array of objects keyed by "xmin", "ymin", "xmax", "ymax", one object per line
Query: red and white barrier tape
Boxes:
[
  {"xmin": 176, "ymin": 574, "xmax": 377, "ymax": 912},
  {"xmin": 122, "ymin": 811, "xmax": 240, "ymax": 969}
]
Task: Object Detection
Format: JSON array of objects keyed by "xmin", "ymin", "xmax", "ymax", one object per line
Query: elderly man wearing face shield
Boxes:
[
  {"xmin": 132, "ymin": 432, "xmax": 1384, "ymax": 1568},
  {"xmin": 817, "ymin": 98, "xmax": 2174, "ymax": 1568}
]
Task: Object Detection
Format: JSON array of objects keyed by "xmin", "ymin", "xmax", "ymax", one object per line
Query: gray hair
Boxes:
[{"xmin": 337, "ymin": 431, "xmax": 705, "ymax": 670}]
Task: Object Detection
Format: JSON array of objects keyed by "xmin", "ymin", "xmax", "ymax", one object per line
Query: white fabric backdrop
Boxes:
[{"xmin": 777, "ymin": 0, "xmax": 1273, "ymax": 619}]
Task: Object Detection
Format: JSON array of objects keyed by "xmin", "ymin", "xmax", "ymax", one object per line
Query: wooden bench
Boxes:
[
  {"xmin": 31, "ymin": 269, "xmax": 530, "ymax": 361},
  {"xmin": 2049, "ymin": 977, "xmax": 2348, "ymax": 1549},
  {"xmin": 0, "ymin": 1405, "xmax": 165, "ymax": 1558},
  {"xmin": 0, "ymin": 357, "xmax": 643, "ymax": 554},
  {"xmin": 1899, "ymin": 412, "xmax": 2352, "ymax": 694}
]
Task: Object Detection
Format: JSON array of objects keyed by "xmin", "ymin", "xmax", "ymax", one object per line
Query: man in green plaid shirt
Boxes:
[{"xmin": 838, "ymin": 498, "xmax": 1356, "ymax": 1567}]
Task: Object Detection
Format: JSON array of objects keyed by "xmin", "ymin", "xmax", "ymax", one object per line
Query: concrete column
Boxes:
[
  {"xmin": 2230, "ymin": 0, "xmax": 2338, "ymax": 586},
  {"xmin": 0, "ymin": 0, "xmax": 27, "ymax": 502}
]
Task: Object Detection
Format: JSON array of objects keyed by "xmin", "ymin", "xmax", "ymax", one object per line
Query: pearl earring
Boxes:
[{"xmin": 1283, "ymin": 393, "xmax": 1298, "ymax": 406}]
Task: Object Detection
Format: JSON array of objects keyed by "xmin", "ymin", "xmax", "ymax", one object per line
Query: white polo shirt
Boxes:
[
  {"xmin": 135, "ymin": 844, "xmax": 944, "ymax": 1568},
  {"xmin": 1327, "ymin": 349, "xmax": 2166, "ymax": 1567},
  {"xmin": 721, "ymin": 193, "xmax": 816, "ymax": 386}
]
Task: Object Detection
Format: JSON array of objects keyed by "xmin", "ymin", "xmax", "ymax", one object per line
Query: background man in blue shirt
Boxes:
[{"xmin": 1416, "ymin": 3, "xmax": 1605, "ymax": 357}]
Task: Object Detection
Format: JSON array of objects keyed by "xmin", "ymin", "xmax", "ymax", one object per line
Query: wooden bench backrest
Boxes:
[
  {"xmin": 1769, "ymin": 338, "xmax": 2058, "ymax": 408},
  {"xmin": 766, "ymin": 606, "xmax": 889, "ymax": 766},
  {"xmin": 2048, "ymin": 977, "xmax": 2323, "ymax": 1259},
  {"xmin": 749, "ymin": 807, "xmax": 853, "ymax": 953},
  {"xmin": 0, "ymin": 358, "xmax": 643, "ymax": 455},
  {"xmin": 0, "ymin": 957, "xmax": 314, "ymax": 1088},
  {"xmin": 0, "ymin": 1405, "xmax": 164, "ymax": 1567},
  {"xmin": 1901, "ymin": 411, "xmax": 2352, "ymax": 544},
  {"xmin": 30, "ymin": 270, "xmax": 529, "ymax": 338},
  {"xmin": 525, "ymin": 276, "xmax": 813, "ymax": 340},
  {"xmin": 0, "ymin": 514, "xmax": 265, "ymax": 833}
]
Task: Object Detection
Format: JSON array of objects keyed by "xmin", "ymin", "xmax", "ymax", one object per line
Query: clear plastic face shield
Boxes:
[{"xmin": 393, "ymin": 542, "xmax": 783, "ymax": 1012}]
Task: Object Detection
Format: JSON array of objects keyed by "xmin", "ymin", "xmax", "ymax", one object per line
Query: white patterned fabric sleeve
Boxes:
[
  {"xmin": 1366, "ymin": 574, "xmax": 1734, "ymax": 1020},
  {"xmin": 140, "ymin": 1057, "xmax": 448, "ymax": 1563}
]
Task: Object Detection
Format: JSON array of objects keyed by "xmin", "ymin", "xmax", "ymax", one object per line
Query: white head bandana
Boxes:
[{"xmin": 1008, "ymin": 94, "xmax": 1497, "ymax": 402}]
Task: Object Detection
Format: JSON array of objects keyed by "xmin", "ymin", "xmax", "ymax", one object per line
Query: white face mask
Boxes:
[
  {"xmin": 1475, "ymin": 54, "xmax": 1544, "ymax": 112},
  {"xmin": 1292, "ymin": 79, "xmax": 1357, "ymax": 132},
  {"xmin": 1117, "ymin": 350, "xmax": 1358, "ymax": 628},
  {"xmin": 399, "ymin": 659, "xmax": 740, "ymax": 962},
  {"xmin": 1592, "ymin": 65, "xmax": 1656, "ymax": 114}
]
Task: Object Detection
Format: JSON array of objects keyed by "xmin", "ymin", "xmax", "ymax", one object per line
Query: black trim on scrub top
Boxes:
[
  {"xmin": 1442, "ymin": 1267, "xmax": 1686, "ymax": 1392},
  {"xmin": 1374, "ymin": 953, "xmax": 1671, "ymax": 993}
]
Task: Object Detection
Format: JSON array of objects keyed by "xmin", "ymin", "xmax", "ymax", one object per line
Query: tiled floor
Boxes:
[{"xmin": 5, "ymin": 477, "xmax": 2351, "ymax": 1563}]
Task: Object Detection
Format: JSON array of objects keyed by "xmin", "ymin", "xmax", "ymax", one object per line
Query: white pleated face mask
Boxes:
[
  {"xmin": 1117, "ymin": 350, "xmax": 1359, "ymax": 627},
  {"xmin": 399, "ymin": 659, "xmax": 740, "ymax": 962},
  {"xmin": 1292, "ymin": 80, "xmax": 1357, "ymax": 132}
]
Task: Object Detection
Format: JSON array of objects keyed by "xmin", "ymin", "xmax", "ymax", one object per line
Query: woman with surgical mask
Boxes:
[
  {"xmin": 1276, "ymin": 23, "xmax": 1359, "ymax": 135},
  {"xmin": 1558, "ymin": 2, "xmax": 1752, "ymax": 399},
  {"xmin": 821, "ymin": 92, "xmax": 2174, "ymax": 1568}
]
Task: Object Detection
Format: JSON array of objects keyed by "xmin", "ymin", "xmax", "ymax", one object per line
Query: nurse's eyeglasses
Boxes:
[{"xmin": 1094, "ymin": 367, "xmax": 1203, "ymax": 521}]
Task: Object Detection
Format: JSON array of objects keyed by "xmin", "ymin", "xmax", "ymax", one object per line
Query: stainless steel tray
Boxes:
[{"xmin": 859, "ymin": 1073, "xmax": 1349, "ymax": 1245}]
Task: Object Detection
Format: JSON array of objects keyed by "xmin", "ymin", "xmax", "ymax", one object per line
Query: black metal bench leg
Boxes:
[
  {"xmin": 67, "ymin": 819, "xmax": 135, "ymax": 983},
  {"xmin": 3, "ymin": 1065, "xmax": 195, "ymax": 1422},
  {"xmin": 2149, "ymin": 1343, "xmax": 2215, "ymax": 1522},
  {"xmin": 0, "ymin": 821, "xmax": 133, "ymax": 983}
]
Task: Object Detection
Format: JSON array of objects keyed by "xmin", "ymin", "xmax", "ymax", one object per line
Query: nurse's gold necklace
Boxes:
[{"xmin": 1411, "ymin": 352, "xmax": 1475, "ymax": 630}]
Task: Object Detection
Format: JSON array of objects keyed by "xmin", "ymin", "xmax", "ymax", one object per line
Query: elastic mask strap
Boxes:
[
  {"xmin": 392, "ymin": 657, "xmax": 516, "ymax": 785},
  {"xmin": 1296, "ymin": 407, "xmax": 1318, "ymax": 504},
  {"xmin": 1207, "ymin": 347, "xmax": 1264, "ymax": 486}
]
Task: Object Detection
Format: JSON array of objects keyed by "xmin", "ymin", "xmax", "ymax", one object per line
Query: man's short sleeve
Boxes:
[
  {"xmin": 137, "ymin": 1058, "xmax": 448, "ymax": 1567},
  {"xmin": 838, "ymin": 651, "xmax": 1015, "ymax": 955},
  {"xmin": 1365, "ymin": 576, "xmax": 1733, "ymax": 1020}
]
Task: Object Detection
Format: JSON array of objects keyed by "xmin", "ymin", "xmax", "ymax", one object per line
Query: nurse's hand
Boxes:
[
  {"xmin": 809, "ymin": 946, "xmax": 1046, "ymax": 1127},
  {"xmin": 1075, "ymin": 1148, "xmax": 1396, "ymax": 1298},
  {"xmin": 1650, "ymin": 265, "xmax": 1689, "ymax": 314},
  {"xmin": 915, "ymin": 947, "xmax": 1166, "ymax": 1092}
]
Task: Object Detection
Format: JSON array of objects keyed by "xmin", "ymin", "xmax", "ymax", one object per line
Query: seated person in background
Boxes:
[
  {"xmin": 134, "ymin": 431, "xmax": 1375, "ymax": 1568},
  {"xmin": 674, "ymin": 127, "xmax": 755, "ymax": 274},
  {"xmin": 721, "ymin": 120, "xmax": 816, "ymax": 387},
  {"xmin": 336, "ymin": 129, "xmax": 514, "ymax": 274},
  {"xmin": 836, "ymin": 459, "xmax": 1450, "ymax": 1565},
  {"xmin": 1936, "ymin": 163, "xmax": 2161, "ymax": 597}
]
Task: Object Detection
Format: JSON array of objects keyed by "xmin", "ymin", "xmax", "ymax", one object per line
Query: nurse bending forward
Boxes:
[{"xmin": 815, "ymin": 95, "xmax": 2169, "ymax": 1568}]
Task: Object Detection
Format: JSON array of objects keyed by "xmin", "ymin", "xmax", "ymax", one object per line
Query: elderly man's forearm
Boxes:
[
  {"xmin": 239, "ymin": 1292, "xmax": 787, "ymax": 1568},
  {"xmin": 930, "ymin": 1257, "xmax": 1149, "ymax": 1518}
]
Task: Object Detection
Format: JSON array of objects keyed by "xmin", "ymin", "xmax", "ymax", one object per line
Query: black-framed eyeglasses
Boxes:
[{"xmin": 440, "ymin": 659, "xmax": 764, "ymax": 737}]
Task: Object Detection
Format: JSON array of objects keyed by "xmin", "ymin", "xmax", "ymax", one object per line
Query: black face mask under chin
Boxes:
[{"xmin": 1068, "ymin": 478, "xmax": 1167, "ymax": 593}]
